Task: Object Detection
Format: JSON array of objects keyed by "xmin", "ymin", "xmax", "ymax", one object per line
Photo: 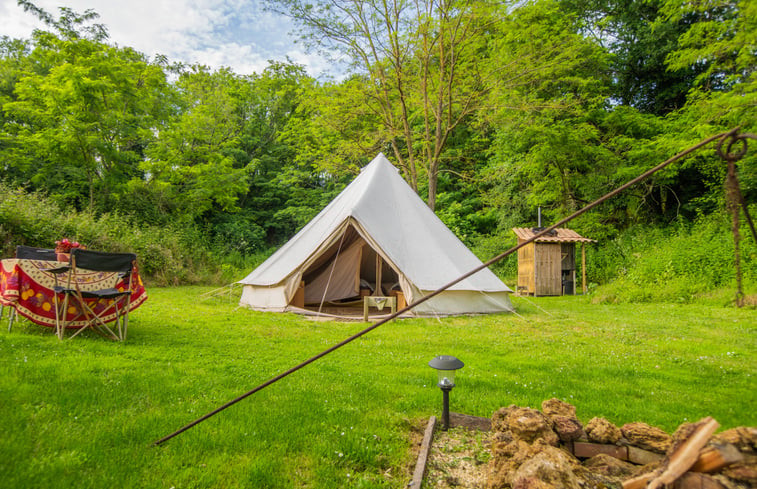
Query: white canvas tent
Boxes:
[{"xmin": 238, "ymin": 153, "xmax": 513, "ymax": 316}]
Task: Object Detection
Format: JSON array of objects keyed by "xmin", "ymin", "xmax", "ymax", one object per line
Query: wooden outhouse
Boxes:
[{"xmin": 512, "ymin": 227, "xmax": 595, "ymax": 296}]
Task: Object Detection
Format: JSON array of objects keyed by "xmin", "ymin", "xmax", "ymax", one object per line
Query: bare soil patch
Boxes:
[{"xmin": 424, "ymin": 427, "xmax": 492, "ymax": 488}]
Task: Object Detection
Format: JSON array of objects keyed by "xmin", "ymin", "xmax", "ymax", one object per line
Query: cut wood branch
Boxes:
[
  {"xmin": 647, "ymin": 417, "xmax": 720, "ymax": 489},
  {"xmin": 623, "ymin": 417, "xmax": 723, "ymax": 489},
  {"xmin": 673, "ymin": 472, "xmax": 728, "ymax": 489},
  {"xmin": 622, "ymin": 441, "xmax": 743, "ymax": 489},
  {"xmin": 691, "ymin": 443, "xmax": 744, "ymax": 473},
  {"xmin": 623, "ymin": 472, "xmax": 653, "ymax": 489}
]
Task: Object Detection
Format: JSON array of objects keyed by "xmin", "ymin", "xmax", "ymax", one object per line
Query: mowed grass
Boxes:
[{"xmin": 0, "ymin": 287, "xmax": 754, "ymax": 488}]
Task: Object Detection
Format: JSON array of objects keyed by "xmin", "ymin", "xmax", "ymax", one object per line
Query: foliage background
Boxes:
[{"xmin": 0, "ymin": 0, "xmax": 755, "ymax": 301}]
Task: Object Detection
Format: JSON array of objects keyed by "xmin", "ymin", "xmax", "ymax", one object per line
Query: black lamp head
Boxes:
[{"xmin": 428, "ymin": 355, "xmax": 464, "ymax": 388}]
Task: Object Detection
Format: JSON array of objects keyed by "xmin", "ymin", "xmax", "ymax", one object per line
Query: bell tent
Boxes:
[{"xmin": 238, "ymin": 153, "xmax": 513, "ymax": 316}]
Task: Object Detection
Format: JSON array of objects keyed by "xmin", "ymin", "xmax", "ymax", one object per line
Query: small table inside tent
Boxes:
[{"xmin": 363, "ymin": 295, "xmax": 396, "ymax": 321}]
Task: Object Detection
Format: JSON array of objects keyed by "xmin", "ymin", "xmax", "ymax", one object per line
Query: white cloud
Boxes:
[{"xmin": 0, "ymin": 0, "xmax": 340, "ymax": 78}]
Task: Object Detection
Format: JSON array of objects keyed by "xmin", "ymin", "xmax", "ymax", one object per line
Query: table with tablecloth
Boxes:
[{"xmin": 0, "ymin": 258, "xmax": 147, "ymax": 328}]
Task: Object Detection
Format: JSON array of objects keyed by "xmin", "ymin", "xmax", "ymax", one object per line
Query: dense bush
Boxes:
[
  {"xmin": 467, "ymin": 208, "xmax": 756, "ymax": 305},
  {"xmin": 470, "ymin": 231, "xmax": 519, "ymax": 286},
  {"xmin": 588, "ymin": 210, "xmax": 756, "ymax": 304},
  {"xmin": 0, "ymin": 183, "xmax": 242, "ymax": 285}
]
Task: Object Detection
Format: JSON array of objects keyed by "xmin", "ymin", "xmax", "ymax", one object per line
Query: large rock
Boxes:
[
  {"xmin": 492, "ymin": 428, "xmax": 514, "ymax": 445},
  {"xmin": 552, "ymin": 415, "xmax": 586, "ymax": 442},
  {"xmin": 621, "ymin": 422, "xmax": 672, "ymax": 453},
  {"xmin": 490, "ymin": 406, "xmax": 517, "ymax": 446},
  {"xmin": 582, "ymin": 453, "xmax": 637, "ymax": 479},
  {"xmin": 540, "ymin": 399, "xmax": 585, "ymax": 442},
  {"xmin": 511, "ymin": 442, "xmax": 582, "ymax": 489},
  {"xmin": 491, "ymin": 405, "xmax": 518, "ymax": 433},
  {"xmin": 490, "ymin": 439, "xmax": 539, "ymax": 467},
  {"xmin": 487, "ymin": 440, "xmax": 542, "ymax": 489},
  {"xmin": 586, "ymin": 417, "xmax": 622, "ymax": 444},
  {"xmin": 492, "ymin": 404, "xmax": 518, "ymax": 431},
  {"xmin": 541, "ymin": 398, "xmax": 577, "ymax": 418},
  {"xmin": 507, "ymin": 407, "xmax": 560, "ymax": 446},
  {"xmin": 512, "ymin": 477, "xmax": 555, "ymax": 489}
]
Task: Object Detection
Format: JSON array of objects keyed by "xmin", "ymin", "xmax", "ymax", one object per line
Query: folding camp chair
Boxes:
[
  {"xmin": 15, "ymin": 245, "xmax": 58, "ymax": 261},
  {"xmin": 54, "ymin": 249, "xmax": 137, "ymax": 341},
  {"xmin": 4, "ymin": 246, "xmax": 58, "ymax": 332}
]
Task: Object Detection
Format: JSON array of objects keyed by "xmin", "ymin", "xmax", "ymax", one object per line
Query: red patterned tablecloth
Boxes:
[{"xmin": 0, "ymin": 258, "xmax": 147, "ymax": 328}]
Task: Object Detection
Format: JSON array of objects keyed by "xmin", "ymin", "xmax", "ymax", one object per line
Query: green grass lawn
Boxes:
[{"xmin": 1, "ymin": 287, "xmax": 754, "ymax": 488}]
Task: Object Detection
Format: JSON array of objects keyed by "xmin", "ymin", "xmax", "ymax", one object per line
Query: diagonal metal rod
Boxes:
[{"xmin": 152, "ymin": 127, "xmax": 738, "ymax": 446}]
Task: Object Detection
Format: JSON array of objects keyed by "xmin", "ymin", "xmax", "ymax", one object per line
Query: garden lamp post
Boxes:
[{"xmin": 428, "ymin": 355, "xmax": 464, "ymax": 431}]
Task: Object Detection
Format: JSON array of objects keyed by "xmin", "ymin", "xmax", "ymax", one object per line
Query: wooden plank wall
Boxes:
[{"xmin": 517, "ymin": 241, "xmax": 535, "ymax": 294}]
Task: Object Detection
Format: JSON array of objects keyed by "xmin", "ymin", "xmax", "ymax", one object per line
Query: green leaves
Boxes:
[
  {"xmin": 1, "ymin": 17, "xmax": 171, "ymax": 212},
  {"xmin": 269, "ymin": 0, "xmax": 511, "ymax": 209},
  {"xmin": 142, "ymin": 68, "xmax": 251, "ymax": 218},
  {"xmin": 660, "ymin": 0, "xmax": 754, "ymax": 87}
]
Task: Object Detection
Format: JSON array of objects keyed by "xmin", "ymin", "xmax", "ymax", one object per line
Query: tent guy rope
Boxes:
[{"xmin": 152, "ymin": 127, "xmax": 753, "ymax": 446}]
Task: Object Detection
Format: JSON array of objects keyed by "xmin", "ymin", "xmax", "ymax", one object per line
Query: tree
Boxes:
[
  {"xmin": 482, "ymin": 0, "xmax": 755, "ymax": 238},
  {"xmin": 142, "ymin": 67, "xmax": 251, "ymax": 220},
  {"xmin": 0, "ymin": 2, "xmax": 171, "ymax": 212},
  {"xmin": 233, "ymin": 61, "xmax": 348, "ymax": 249},
  {"xmin": 267, "ymin": 0, "xmax": 499, "ymax": 210},
  {"xmin": 561, "ymin": 0, "xmax": 701, "ymax": 115},
  {"xmin": 656, "ymin": 0, "xmax": 757, "ymax": 205},
  {"xmin": 479, "ymin": 0, "xmax": 621, "ymax": 230},
  {"xmin": 0, "ymin": 36, "xmax": 33, "ymax": 185}
]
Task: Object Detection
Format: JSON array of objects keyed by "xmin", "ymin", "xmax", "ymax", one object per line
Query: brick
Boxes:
[
  {"xmin": 572, "ymin": 441, "xmax": 628, "ymax": 460},
  {"xmin": 627, "ymin": 445, "xmax": 664, "ymax": 465}
]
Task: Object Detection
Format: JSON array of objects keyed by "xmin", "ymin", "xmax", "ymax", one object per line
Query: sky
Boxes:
[{"xmin": 0, "ymin": 0, "xmax": 340, "ymax": 79}]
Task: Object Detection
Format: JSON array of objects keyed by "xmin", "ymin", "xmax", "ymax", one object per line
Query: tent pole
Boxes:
[
  {"xmin": 317, "ymin": 230, "xmax": 348, "ymax": 316},
  {"xmin": 375, "ymin": 254, "xmax": 383, "ymax": 296}
]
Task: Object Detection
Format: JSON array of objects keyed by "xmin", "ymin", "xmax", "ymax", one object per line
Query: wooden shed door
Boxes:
[{"xmin": 536, "ymin": 243, "xmax": 562, "ymax": 295}]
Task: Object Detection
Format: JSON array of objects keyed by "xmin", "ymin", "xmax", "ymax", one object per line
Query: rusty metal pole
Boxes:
[{"xmin": 152, "ymin": 128, "xmax": 742, "ymax": 447}]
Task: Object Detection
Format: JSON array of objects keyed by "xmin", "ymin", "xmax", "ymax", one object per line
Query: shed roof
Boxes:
[{"xmin": 512, "ymin": 227, "xmax": 595, "ymax": 243}]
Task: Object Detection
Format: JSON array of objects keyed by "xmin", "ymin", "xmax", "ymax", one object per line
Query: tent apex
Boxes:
[{"xmin": 366, "ymin": 152, "xmax": 399, "ymax": 173}]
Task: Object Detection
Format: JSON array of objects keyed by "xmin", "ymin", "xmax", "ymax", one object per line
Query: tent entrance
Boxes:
[
  {"xmin": 300, "ymin": 224, "xmax": 400, "ymax": 310},
  {"xmin": 359, "ymin": 246, "xmax": 400, "ymax": 296}
]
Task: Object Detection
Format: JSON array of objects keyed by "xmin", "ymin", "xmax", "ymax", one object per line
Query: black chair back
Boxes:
[
  {"xmin": 16, "ymin": 245, "xmax": 57, "ymax": 261},
  {"xmin": 71, "ymin": 249, "xmax": 136, "ymax": 274}
]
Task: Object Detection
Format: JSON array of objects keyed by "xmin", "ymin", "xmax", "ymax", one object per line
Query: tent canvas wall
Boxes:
[{"xmin": 238, "ymin": 153, "xmax": 513, "ymax": 316}]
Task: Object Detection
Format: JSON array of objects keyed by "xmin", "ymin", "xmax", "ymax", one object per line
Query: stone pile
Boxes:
[{"xmin": 485, "ymin": 399, "xmax": 756, "ymax": 489}]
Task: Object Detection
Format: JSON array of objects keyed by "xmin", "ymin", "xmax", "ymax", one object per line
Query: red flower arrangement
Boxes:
[
  {"xmin": 54, "ymin": 238, "xmax": 84, "ymax": 253},
  {"xmin": 54, "ymin": 238, "xmax": 87, "ymax": 261}
]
